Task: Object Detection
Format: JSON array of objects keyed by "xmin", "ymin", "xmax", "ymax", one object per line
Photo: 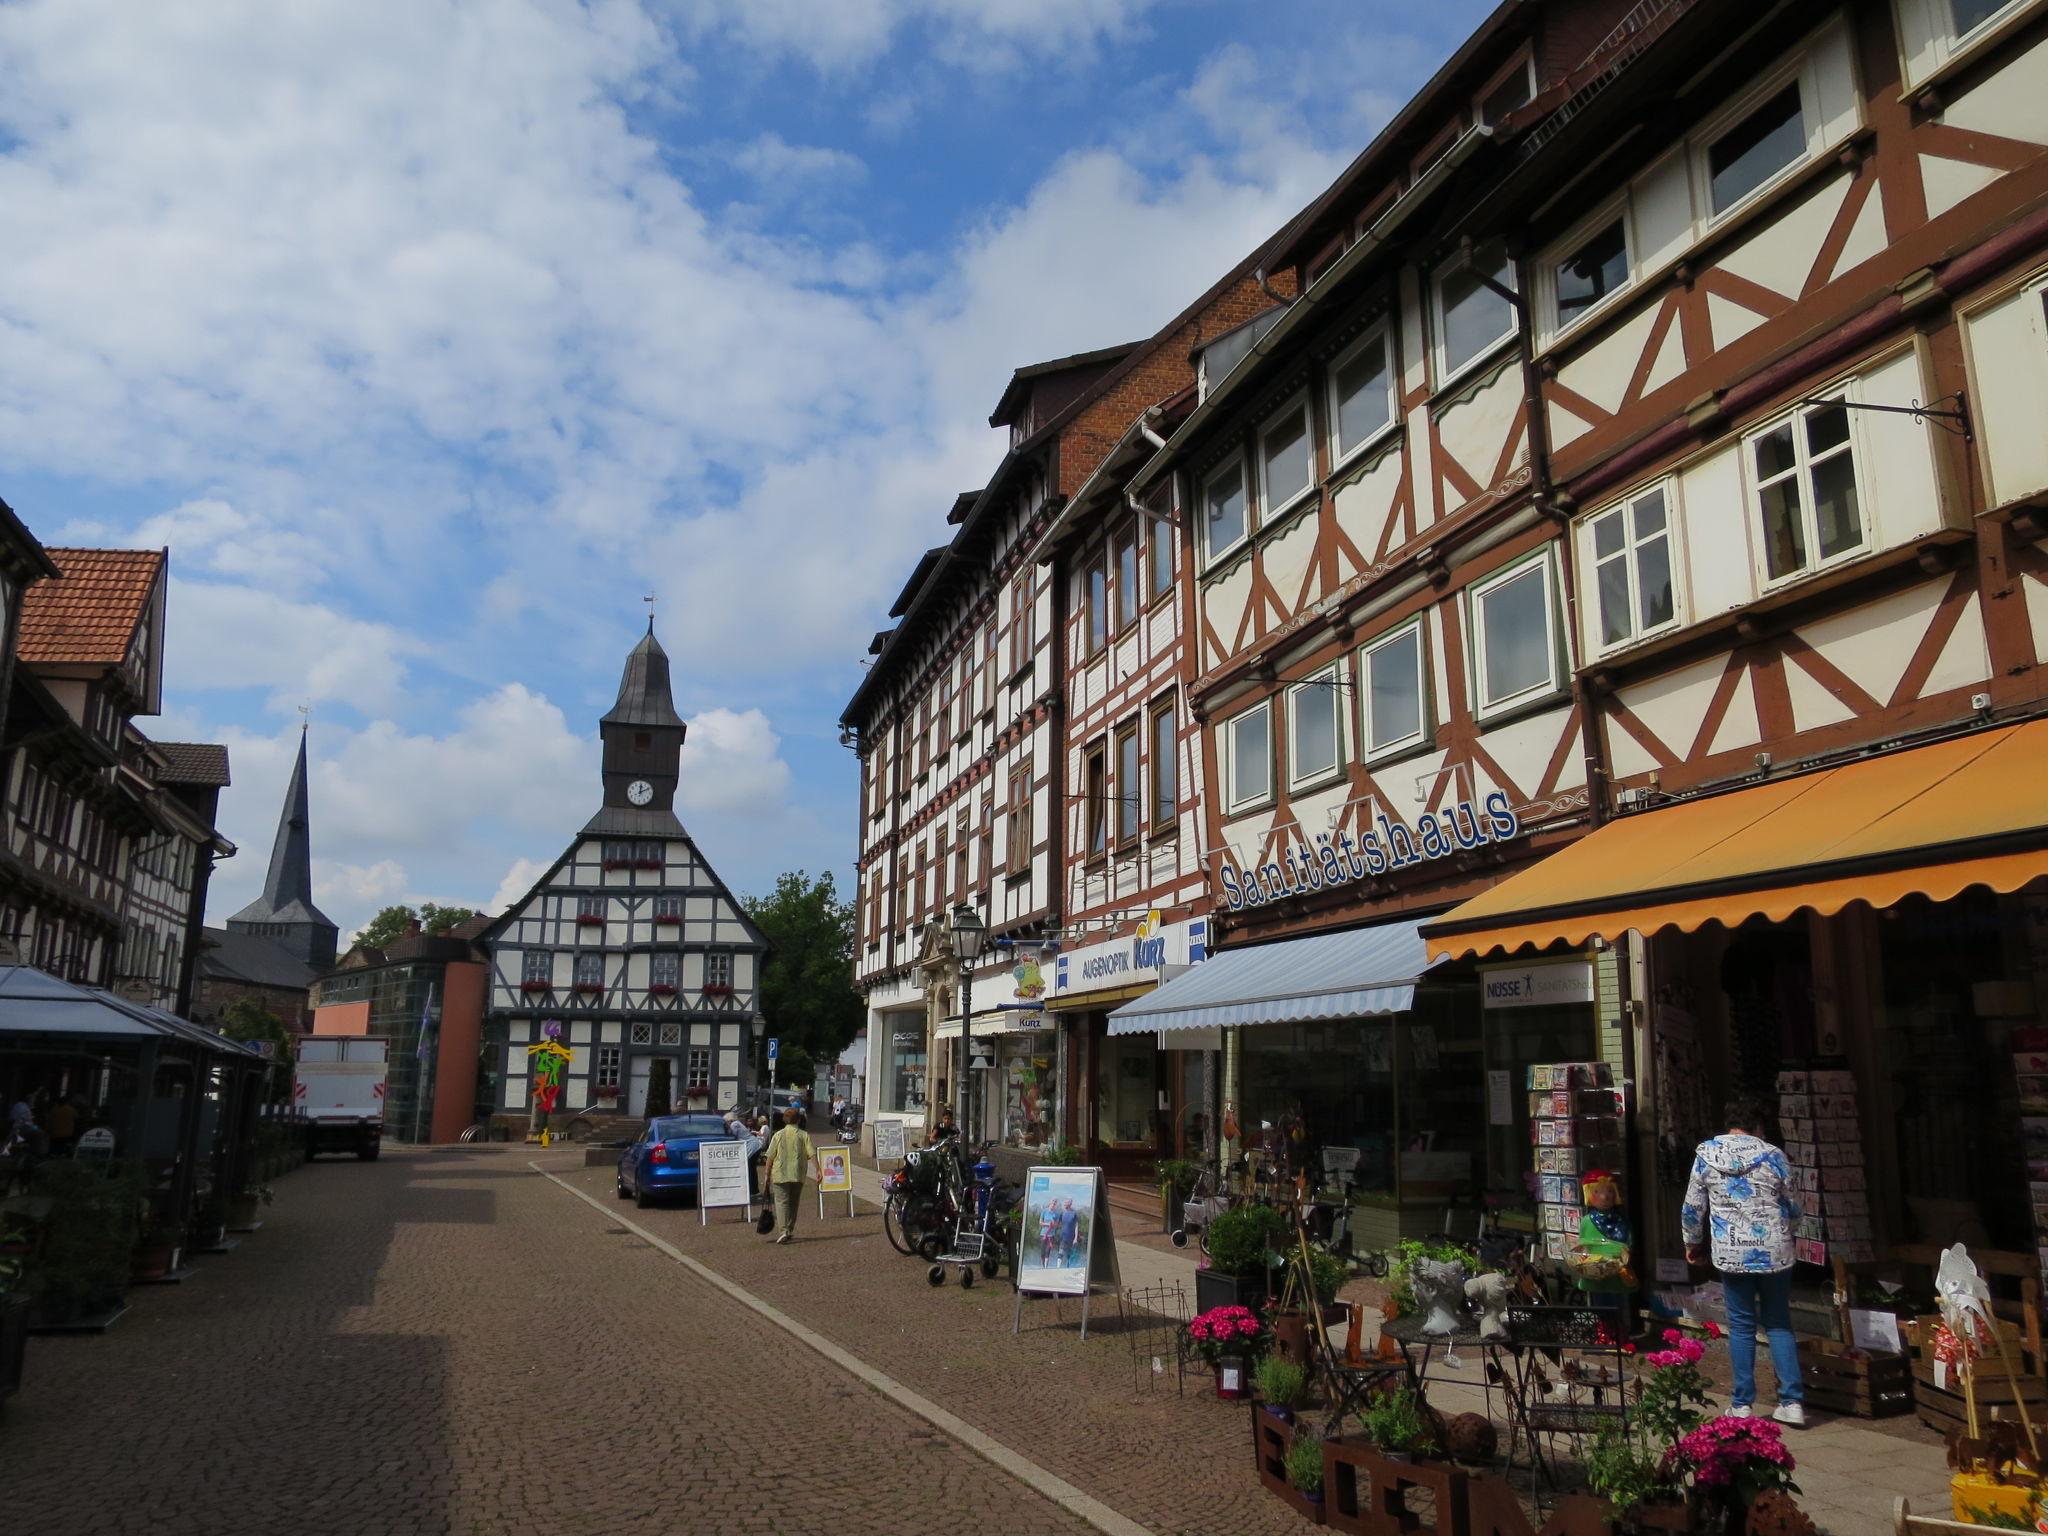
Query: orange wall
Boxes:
[
  {"xmin": 430, "ymin": 960, "xmax": 486, "ymax": 1144},
  {"xmin": 312, "ymin": 1000, "xmax": 371, "ymax": 1037}
]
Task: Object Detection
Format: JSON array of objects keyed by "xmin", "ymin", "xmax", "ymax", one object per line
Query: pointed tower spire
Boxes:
[
  {"xmin": 600, "ymin": 623, "xmax": 686, "ymax": 732},
  {"xmin": 227, "ymin": 722, "xmax": 339, "ymax": 970}
]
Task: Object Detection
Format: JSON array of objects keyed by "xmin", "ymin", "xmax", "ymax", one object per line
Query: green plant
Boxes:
[
  {"xmin": 1362, "ymin": 1387, "xmax": 1437, "ymax": 1456},
  {"xmin": 1307, "ymin": 1247, "xmax": 1349, "ymax": 1306},
  {"xmin": 1585, "ymin": 1420, "xmax": 1672, "ymax": 1524},
  {"xmin": 1045, "ymin": 1142, "xmax": 1084, "ymax": 1166},
  {"xmin": 27, "ymin": 1159, "xmax": 145, "ymax": 1319},
  {"xmin": 1254, "ymin": 1353, "xmax": 1306, "ymax": 1409},
  {"xmin": 1386, "ymin": 1238, "xmax": 1478, "ymax": 1315},
  {"xmin": 1152, "ymin": 1156, "xmax": 1198, "ymax": 1194},
  {"xmin": 1286, "ymin": 1433, "xmax": 1324, "ymax": 1495},
  {"xmin": 1205, "ymin": 1204, "xmax": 1290, "ymax": 1279}
]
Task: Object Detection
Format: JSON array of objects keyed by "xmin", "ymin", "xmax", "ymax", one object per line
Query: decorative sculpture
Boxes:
[
  {"xmin": 525, "ymin": 1019, "xmax": 574, "ymax": 1142},
  {"xmin": 1465, "ymin": 1269, "xmax": 1511, "ymax": 1340},
  {"xmin": 1412, "ymin": 1255, "xmax": 1469, "ymax": 1336}
]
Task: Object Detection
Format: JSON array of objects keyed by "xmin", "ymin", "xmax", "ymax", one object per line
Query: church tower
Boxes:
[
  {"xmin": 225, "ymin": 726, "xmax": 339, "ymax": 970},
  {"xmin": 597, "ymin": 619, "xmax": 686, "ymax": 815}
]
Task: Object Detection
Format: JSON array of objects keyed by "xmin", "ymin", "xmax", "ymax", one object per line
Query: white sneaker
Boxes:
[
  {"xmin": 775, "ymin": 1231, "xmax": 792, "ymax": 1245},
  {"xmin": 1726, "ymin": 1404, "xmax": 1754, "ymax": 1418},
  {"xmin": 1772, "ymin": 1403, "xmax": 1806, "ymax": 1427}
]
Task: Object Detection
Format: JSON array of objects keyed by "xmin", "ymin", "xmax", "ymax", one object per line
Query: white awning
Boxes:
[
  {"xmin": 933, "ymin": 1004, "xmax": 1051, "ymax": 1041},
  {"xmin": 1107, "ymin": 917, "xmax": 1431, "ymax": 1035}
]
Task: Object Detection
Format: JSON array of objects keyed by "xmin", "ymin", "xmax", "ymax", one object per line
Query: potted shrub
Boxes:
[
  {"xmin": 227, "ymin": 1184, "xmax": 272, "ymax": 1231},
  {"xmin": 1666, "ymin": 1416, "xmax": 1799, "ymax": 1529},
  {"xmin": 1362, "ymin": 1387, "xmax": 1438, "ymax": 1462},
  {"xmin": 1254, "ymin": 1354, "xmax": 1306, "ymax": 1423},
  {"xmin": 1197, "ymin": 1203, "xmax": 1288, "ymax": 1315},
  {"xmin": 1284, "ymin": 1433, "xmax": 1326, "ymax": 1522},
  {"xmin": 1184, "ymin": 1303, "xmax": 1269, "ymax": 1398},
  {"xmin": 1152, "ymin": 1157, "xmax": 1197, "ymax": 1232}
]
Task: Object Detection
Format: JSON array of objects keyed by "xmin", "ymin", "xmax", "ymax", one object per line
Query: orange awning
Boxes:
[{"xmin": 1424, "ymin": 721, "xmax": 2048, "ymax": 962}]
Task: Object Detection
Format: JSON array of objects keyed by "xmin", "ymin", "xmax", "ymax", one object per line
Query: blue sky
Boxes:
[{"xmin": 0, "ymin": 0, "xmax": 1492, "ymax": 940}]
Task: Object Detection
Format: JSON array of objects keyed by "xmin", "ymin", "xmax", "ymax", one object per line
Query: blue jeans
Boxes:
[{"xmin": 1721, "ymin": 1269, "xmax": 1803, "ymax": 1407}]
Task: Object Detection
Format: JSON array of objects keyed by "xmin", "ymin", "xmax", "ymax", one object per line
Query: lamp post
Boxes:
[{"xmin": 949, "ymin": 902, "xmax": 988, "ymax": 1158}]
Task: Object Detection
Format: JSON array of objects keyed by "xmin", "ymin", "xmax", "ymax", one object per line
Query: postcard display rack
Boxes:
[
  {"xmin": 2020, "ymin": 1029, "xmax": 2048, "ymax": 1284},
  {"xmin": 1528, "ymin": 1062, "xmax": 1623, "ymax": 1265},
  {"xmin": 1776, "ymin": 1068, "xmax": 1873, "ymax": 1265}
]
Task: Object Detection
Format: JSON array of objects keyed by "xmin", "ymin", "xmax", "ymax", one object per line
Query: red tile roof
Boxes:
[
  {"xmin": 18, "ymin": 548, "xmax": 163, "ymax": 666},
  {"xmin": 153, "ymin": 742, "xmax": 232, "ymax": 787}
]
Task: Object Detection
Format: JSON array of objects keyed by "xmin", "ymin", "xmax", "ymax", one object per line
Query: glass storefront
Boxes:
[
  {"xmin": 1096, "ymin": 1031, "xmax": 1159, "ymax": 1151},
  {"xmin": 998, "ymin": 1030, "xmax": 1057, "ymax": 1149},
  {"xmin": 881, "ymin": 1025, "xmax": 926, "ymax": 1116}
]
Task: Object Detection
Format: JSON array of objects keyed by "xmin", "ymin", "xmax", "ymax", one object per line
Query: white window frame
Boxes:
[
  {"xmin": 1223, "ymin": 700, "xmax": 1274, "ymax": 815},
  {"xmin": 1743, "ymin": 395, "xmax": 1871, "ymax": 590},
  {"xmin": 1256, "ymin": 391, "xmax": 1317, "ymax": 525},
  {"xmin": 1895, "ymin": 0, "xmax": 2037, "ymax": 88},
  {"xmin": 522, "ymin": 949, "xmax": 553, "ymax": 984},
  {"xmin": 686, "ymin": 1046, "xmax": 712, "ymax": 1090},
  {"xmin": 1580, "ymin": 480, "xmax": 1685, "ymax": 657},
  {"xmin": 1690, "ymin": 57, "xmax": 1820, "ymax": 231},
  {"xmin": 1358, "ymin": 619, "xmax": 1430, "ymax": 762},
  {"xmin": 1431, "ymin": 246, "xmax": 1519, "ymax": 390},
  {"xmin": 1327, "ymin": 323, "xmax": 1399, "ymax": 470},
  {"xmin": 651, "ymin": 950, "xmax": 679, "ymax": 988},
  {"xmin": 1472, "ymin": 45, "xmax": 1537, "ymax": 127},
  {"xmin": 1287, "ymin": 665, "xmax": 1346, "ymax": 791},
  {"xmin": 705, "ymin": 950, "xmax": 735, "ymax": 989},
  {"xmin": 1200, "ymin": 453, "xmax": 1252, "ymax": 568},
  {"xmin": 1468, "ymin": 551, "xmax": 1564, "ymax": 720},
  {"xmin": 574, "ymin": 950, "xmax": 605, "ymax": 987},
  {"xmin": 596, "ymin": 1045, "xmax": 622, "ymax": 1090},
  {"xmin": 1538, "ymin": 195, "xmax": 1637, "ymax": 345}
]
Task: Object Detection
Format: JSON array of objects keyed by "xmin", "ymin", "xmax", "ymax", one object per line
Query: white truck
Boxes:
[{"xmin": 294, "ymin": 1037, "xmax": 388, "ymax": 1161}]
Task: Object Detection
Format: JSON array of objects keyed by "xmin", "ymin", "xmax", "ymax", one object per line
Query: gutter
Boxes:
[{"xmin": 1129, "ymin": 126, "xmax": 1495, "ymax": 496}]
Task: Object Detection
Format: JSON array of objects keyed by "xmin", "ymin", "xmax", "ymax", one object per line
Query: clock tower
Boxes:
[{"xmin": 599, "ymin": 620, "xmax": 685, "ymax": 813}]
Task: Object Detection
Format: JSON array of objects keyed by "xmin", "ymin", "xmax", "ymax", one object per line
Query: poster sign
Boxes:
[
  {"xmin": 1486, "ymin": 1069, "xmax": 1513, "ymax": 1126},
  {"xmin": 1850, "ymin": 1307, "xmax": 1904, "ymax": 1354},
  {"xmin": 816, "ymin": 1145, "xmax": 854, "ymax": 1218},
  {"xmin": 874, "ymin": 1120, "xmax": 907, "ymax": 1161},
  {"xmin": 696, "ymin": 1137, "xmax": 751, "ymax": 1225},
  {"xmin": 1017, "ymin": 1166, "xmax": 1119, "ymax": 1297},
  {"xmin": 75, "ymin": 1126, "xmax": 115, "ymax": 1160}
]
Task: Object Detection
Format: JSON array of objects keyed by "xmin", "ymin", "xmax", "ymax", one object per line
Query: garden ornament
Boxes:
[
  {"xmin": 1412, "ymin": 1255, "xmax": 1469, "ymax": 1336},
  {"xmin": 1465, "ymin": 1269, "xmax": 1511, "ymax": 1340}
]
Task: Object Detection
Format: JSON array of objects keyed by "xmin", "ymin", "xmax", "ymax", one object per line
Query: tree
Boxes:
[
  {"xmin": 352, "ymin": 902, "xmax": 480, "ymax": 949},
  {"xmin": 219, "ymin": 997, "xmax": 293, "ymax": 1101},
  {"xmin": 742, "ymin": 870, "xmax": 862, "ymax": 1079},
  {"xmin": 776, "ymin": 1044, "xmax": 816, "ymax": 1093}
]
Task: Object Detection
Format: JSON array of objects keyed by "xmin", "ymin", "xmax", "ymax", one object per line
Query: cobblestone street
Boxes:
[{"xmin": 0, "ymin": 1148, "xmax": 1121, "ymax": 1536}]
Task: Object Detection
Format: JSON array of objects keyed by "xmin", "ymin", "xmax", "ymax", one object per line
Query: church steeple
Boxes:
[
  {"xmin": 226, "ymin": 725, "xmax": 339, "ymax": 970},
  {"xmin": 598, "ymin": 621, "xmax": 685, "ymax": 813}
]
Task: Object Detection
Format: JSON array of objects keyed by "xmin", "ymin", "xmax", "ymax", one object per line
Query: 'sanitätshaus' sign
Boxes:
[{"xmin": 1217, "ymin": 791, "xmax": 1522, "ymax": 912}]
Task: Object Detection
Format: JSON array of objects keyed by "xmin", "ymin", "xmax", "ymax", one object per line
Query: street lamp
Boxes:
[{"xmin": 949, "ymin": 902, "xmax": 988, "ymax": 1155}]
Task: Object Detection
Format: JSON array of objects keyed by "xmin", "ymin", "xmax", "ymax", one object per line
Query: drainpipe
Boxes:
[{"xmin": 1045, "ymin": 477, "xmax": 1074, "ymax": 1152}]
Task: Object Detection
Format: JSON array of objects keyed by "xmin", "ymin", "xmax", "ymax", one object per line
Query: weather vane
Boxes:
[{"xmin": 643, "ymin": 590, "xmax": 656, "ymax": 631}]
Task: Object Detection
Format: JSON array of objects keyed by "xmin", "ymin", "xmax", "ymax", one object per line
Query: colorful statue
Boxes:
[
  {"xmin": 526, "ymin": 1019, "xmax": 574, "ymax": 1141},
  {"xmin": 1573, "ymin": 1168, "xmax": 1635, "ymax": 1288},
  {"xmin": 1011, "ymin": 954, "xmax": 1045, "ymax": 1001}
]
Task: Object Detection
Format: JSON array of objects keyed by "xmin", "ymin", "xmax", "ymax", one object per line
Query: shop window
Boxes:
[
  {"xmin": 1585, "ymin": 483, "xmax": 1679, "ymax": 650},
  {"xmin": 1360, "ymin": 621, "xmax": 1428, "ymax": 759},
  {"xmin": 1202, "ymin": 455, "xmax": 1249, "ymax": 565},
  {"xmin": 1706, "ymin": 83, "xmax": 1806, "ymax": 216},
  {"xmin": 1433, "ymin": 246, "xmax": 1517, "ymax": 384},
  {"xmin": 885, "ymin": 1029, "xmax": 927, "ymax": 1114},
  {"xmin": 998, "ymin": 1032, "xmax": 1058, "ymax": 1149},
  {"xmin": 1258, "ymin": 396, "xmax": 1315, "ymax": 520},
  {"xmin": 1288, "ymin": 668, "xmax": 1344, "ymax": 788},
  {"xmin": 1470, "ymin": 555, "xmax": 1561, "ymax": 716},
  {"xmin": 1328, "ymin": 327, "xmax": 1394, "ymax": 466},
  {"xmin": 1097, "ymin": 1034, "xmax": 1159, "ymax": 1148},
  {"xmin": 1084, "ymin": 740, "xmax": 1109, "ymax": 861},
  {"xmin": 596, "ymin": 1046, "xmax": 621, "ymax": 1090},
  {"xmin": 686, "ymin": 1047, "xmax": 711, "ymax": 1091},
  {"xmin": 1749, "ymin": 399, "xmax": 1864, "ymax": 584},
  {"xmin": 1149, "ymin": 698, "xmax": 1177, "ymax": 830},
  {"xmin": 1224, "ymin": 701, "xmax": 1272, "ymax": 814}
]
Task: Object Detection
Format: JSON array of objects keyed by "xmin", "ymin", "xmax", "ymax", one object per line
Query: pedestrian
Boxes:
[
  {"xmin": 1681, "ymin": 1092, "xmax": 1806, "ymax": 1426},
  {"xmin": 763, "ymin": 1105, "xmax": 821, "ymax": 1245},
  {"xmin": 830, "ymin": 1092, "xmax": 847, "ymax": 1129},
  {"xmin": 725, "ymin": 1109, "xmax": 766, "ymax": 1194},
  {"xmin": 928, "ymin": 1108, "xmax": 959, "ymax": 1147},
  {"xmin": 43, "ymin": 1094, "xmax": 77, "ymax": 1156}
]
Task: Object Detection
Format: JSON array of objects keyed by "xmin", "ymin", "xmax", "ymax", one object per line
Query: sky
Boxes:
[{"xmin": 0, "ymin": 0, "xmax": 1495, "ymax": 942}]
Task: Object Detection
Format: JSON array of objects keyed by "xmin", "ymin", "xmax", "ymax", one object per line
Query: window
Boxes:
[
  {"xmin": 1084, "ymin": 740, "xmax": 1108, "ymax": 861},
  {"xmin": 1360, "ymin": 622, "xmax": 1427, "ymax": 758},
  {"xmin": 633, "ymin": 731, "xmax": 651, "ymax": 751},
  {"xmin": 660, "ymin": 1021, "xmax": 683, "ymax": 1046},
  {"xmin": 1750, "ymin": 400, "xmax": 1863, "ymax": 583},
  {"xmin": 1009, "ymin": 574, "xmax": 1035, "ymax": 672},
  {"xmin": 1149, "ymin": 699, "xmax": 1177, "ymax": 830},
  {"xmin": 1202, "ymin": 457, "xmax": 1249, "ymax": 563},
  {"xmin": 1434, "ymin": 247, "xmax": 1517, "ymax": 382},
  {"xmin": 522, "ymin": 950, "xmax": 553, "ymax": 985},
  {"xmin": 596, "ymin": 1046, "xmax": 621, "ymax": 1090},
  {"xmin": 1706, "ymin": 82, "xmax": 1805, "ymax": 216},
  {"xmin": 1329, "ymin": 329, "xmax": 1394, "ymax": 464},
  {"xmin": 953, "ymin": 810, "xmax": 970, "ymax": 900},
  {"xmin": 578, "ymin": 894, "xmax": 605, "ymax": 922},
  {"xmin": 705, "ymin": 950, "xmax": 734, "ymax": 989},
  {"xmin": 653, "ymin": 893, "xmax": 681, "ymax": 920},
  {"xmin": 1006, "ymin": 761, "xmax": 1034, "ymax": 872},
  {"xmin": 1114, "ymin": 722, "xmax": 1141, "ymax": 847},
  {"xmin": 1113, "ymin": 523, "xmax": 1140, "ymax": 633},
  {"xmin": 1224, "ymin": 702, "xmax": 1272, "ymax": 814},
  {"xmin": 1555, "ymin": 215, "xmax": 1630, "ymax": 327},
  {"xmin": 1147, "ymin": 514, "xmax": 1174, "ymax": 603},
  {"xmin": 575, "ymin": 951, "xmax": 604, "ymax": 988},
  {"xmin": 1587, "ymin": 485, "xmax": 1677, "ymax": 649},
  {"xmin": 686, "ymin": 1047, "xmax": 711, "ymax": 1091},
  {"xmin": 1289, "ymin": 669, "xmax": 1343, "ymax": 786},
  {"xmin": 631, "ymin": 1021, "xmax": 653, "ymax": 1045},
  {"xmin": 933, "ymin": 827, "xmax": 949, "ymax": 902},
  {"xmin": 1477, "ymin": 55, "xmax": 1534, "ymax": 125},
  {"xmin": 1086, "ymin": 558, "xmax": 1108, "ymax": 654},
  {"xmin": 1471, "ymin": 557, "xmax": 1560, "ymax": 714},
  {"xmin": 1258, "ymin": 398, "xmax": 1314, "ymax": 517},
  {"xmin": 1953, "ymin": 0, "xmax": 2017, "ymax": 34},
  {"xmin": 651, "ymin": 951, "xmax": 678, "ymax": 989}
]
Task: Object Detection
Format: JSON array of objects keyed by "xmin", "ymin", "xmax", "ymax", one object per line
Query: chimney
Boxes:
[{"xmin": 403, "ymin": 917, "xmax": 422, "ymax": 939}]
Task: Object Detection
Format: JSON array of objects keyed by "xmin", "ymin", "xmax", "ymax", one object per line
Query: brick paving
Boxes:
[{"xmin": 0, "ymin": 1146, "xmax": 1099, "ymax": 1536}]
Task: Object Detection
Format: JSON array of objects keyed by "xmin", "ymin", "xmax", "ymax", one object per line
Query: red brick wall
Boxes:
[{"xmin": 192, "ymin": 976, "xmax": 314, "ymax": 1034}]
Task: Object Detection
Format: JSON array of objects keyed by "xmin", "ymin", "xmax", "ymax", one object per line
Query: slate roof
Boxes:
[
  {"xmin": 227, "ymin": 727, "xmax": 335, "ymax": 931},
  {"xmin": 196, "ymin": 927, "xmax": 321, "ymax": 991},
  {"xmin": 153, "ymin": 742, "xmax": 232, "ymax": 788},
  {"xmin": 17, "ymin": 547, "xmax": 163, "ymax": 666},
  {"xmin": 599, "ymin": 622, "xmax": 685, "ymax": 731}
]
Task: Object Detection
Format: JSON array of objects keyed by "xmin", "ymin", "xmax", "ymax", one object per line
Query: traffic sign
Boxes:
[{"xmin": 767, "ymin": 1036, "xmax": 779, "ymax": 1062}]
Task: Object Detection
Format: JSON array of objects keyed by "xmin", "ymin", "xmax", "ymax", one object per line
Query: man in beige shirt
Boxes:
[{"xmin": 763, "ymin": 1105, "xmax": 821, "ymax": 1245}]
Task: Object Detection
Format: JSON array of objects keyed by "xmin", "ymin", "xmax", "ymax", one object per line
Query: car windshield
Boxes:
[{"xmin": 651, "ymin": 1116, "xmax": 731, "ymax": 1141}]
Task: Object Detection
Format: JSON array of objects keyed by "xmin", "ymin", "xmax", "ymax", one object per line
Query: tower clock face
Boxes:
[{"xmin": 626, "ymin": 779, "xmax": 654, "ymax": 806}]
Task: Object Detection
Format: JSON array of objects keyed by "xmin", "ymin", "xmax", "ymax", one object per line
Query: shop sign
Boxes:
[
  {"xmin": 1216, "ymin": 792, "xmax": 1522, "ymax": 912},
  {"xmin": 1052, "ymin": 915, "xmax": 1209, "ymax": 999},
  {"xmin": 1480, "ymin": 959, "xmax": 1595, "ymax": 1010}
]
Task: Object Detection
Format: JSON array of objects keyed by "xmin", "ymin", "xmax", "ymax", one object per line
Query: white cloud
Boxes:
[
  {"xmin": 680, "ymin": 707, "xmax": 795, "ymax": 820},
  {"xmin": 730, "ymin": 132, "xmax": 868, "ymax": 192},
  {"xmin": 59, "ymin": 497, "xmax": 334, "ymax": 592},
  {"xmin": 167, "ymin": 579, "xmax": 422, "ymax": 713},
  {"xmin": 488, "ymin": 857, "xmax": 551, "ymax": 916},
  {"xmin": 664, "ymin": 0, "xmax": 1156, "ymax": 73},
  {"xmin": 314, "ymin": 859, "xmax": 410, "ymax": 912}
]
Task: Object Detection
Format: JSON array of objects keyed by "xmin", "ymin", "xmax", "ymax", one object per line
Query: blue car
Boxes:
[{"xmin": 615, "ymin": 1114, "xmax": 737, "ymax": 1208}]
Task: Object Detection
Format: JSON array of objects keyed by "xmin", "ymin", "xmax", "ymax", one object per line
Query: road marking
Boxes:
[{"xmin": 532, "ymin": 1162, "xmax": 1153, "ymax": 1536}]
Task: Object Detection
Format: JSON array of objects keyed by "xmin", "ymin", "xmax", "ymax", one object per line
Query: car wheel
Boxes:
[
  {"xmin": 615, "ymin": 1178, "xmax": 633, "ymax": 1200},
  {"xmin": 634, "ymin": 1184, "xmax": 653, "ymax": 1209}
]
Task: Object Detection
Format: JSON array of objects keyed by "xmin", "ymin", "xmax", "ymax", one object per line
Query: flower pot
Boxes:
[
  {"xmin": 1275, "ymin": 1481, "xmax": 1327, "ymax": 1525},
  {"xmin": 1215, "ymin": 1356, "xmax": 1251, "ymax": 1399},
  {"xmin": 131, "ymin": 1242, "xmax": 178, "ymax": 1282},
  {"xmin": 1625, "ymin": 1500, "xmax": 1696, "ymax": 1534},
  {"xmin": 1273, "ymin": 1309, "xmax": 1313, "ymax": 1367}
]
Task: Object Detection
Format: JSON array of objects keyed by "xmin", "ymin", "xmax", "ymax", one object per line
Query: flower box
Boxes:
[
  {"xmin": 704, "ymin": 983, "xmax": 734, "ymax": 998},
  {"xmin": 649, "ymin": 984, "xmax": 677, "ymax": 997},
  {"xmin": 571, "ymin": 982, "xmax": 602, "ymax": 995},
  {"xmin": 654, "ymin": 915, "xmax": 681, "ymax": 927},
  {"xmin": 633, "ymin": 859, "xmax": 663, "ymax": 870},
  {"xmin": 602, "ymin": 859, "xmax": 627, "ymax": 871},
  {"xmin": 576, "ymin": 915, "xmax": 605, "ymax": 927},
  {"xmin": 1322, "ymin": 1440, "xmax": 1466, "ymax": 1536},
  {"xmin": 1251, "ymin": 1408, "xmax": 1325, "ymax": 1525},
  {"xmin": 519, "ymin": 981, "xmax": 550, "ymax": 994},
  {"xmin": 593, "ymin": 1087, "xmax": 620, "ymax": 1102}
]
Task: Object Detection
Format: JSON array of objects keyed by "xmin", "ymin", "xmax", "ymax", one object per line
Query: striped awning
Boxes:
[{"xmin": 1107, "ymin": 918, "xmax": 1430, "ymax": 1035}]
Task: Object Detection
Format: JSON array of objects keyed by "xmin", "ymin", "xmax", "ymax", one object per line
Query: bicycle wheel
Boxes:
[{"xmin": 882, "ymin": 1194, "xmax": 915, "ymax": 1255}]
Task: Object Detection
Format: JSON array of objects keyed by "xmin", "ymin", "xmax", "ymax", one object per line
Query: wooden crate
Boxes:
[
  {"xmin": 1797, "ymin": 1337, "xmax": 1913, "ymax": 1418},
  {"xmin": 1911, "ymin": 1357, "xmax": 2048, "ymax": 1437}
]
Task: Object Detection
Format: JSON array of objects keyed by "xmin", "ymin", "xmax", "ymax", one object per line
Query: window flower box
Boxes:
[
  {"xmin": 634, "ymin": 858, "xmax": 663, "ymax": 871},
  {"xmin": 703, "ymin": 983, "xmax": 734, "ymax": 998},
  {"xmin": 572, "ymin": 982, "xmax": 603, "ymax": 995},
  {"xmin": 602, "ymin": 859, "xmax": 627, "ymax": 871},
  {"xmin": 653, "ymin": 914, "xmax": 681, "ymax": 927},
  {"xmin": 648, "ymin": 983, "xmax": 677, "ymax": 997},
  {"xmin": 519, "ymin": 980, "xmax": 551, "ymax": 995},
  {"xmin": 593, "ymin": 1084, "xmax": 620, "ymax": 1102}
]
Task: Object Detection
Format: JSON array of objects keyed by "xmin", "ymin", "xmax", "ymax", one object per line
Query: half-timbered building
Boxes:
[{"xmin": 483, "ymin": 624, "xmax": 767, "ymax": 1126}]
